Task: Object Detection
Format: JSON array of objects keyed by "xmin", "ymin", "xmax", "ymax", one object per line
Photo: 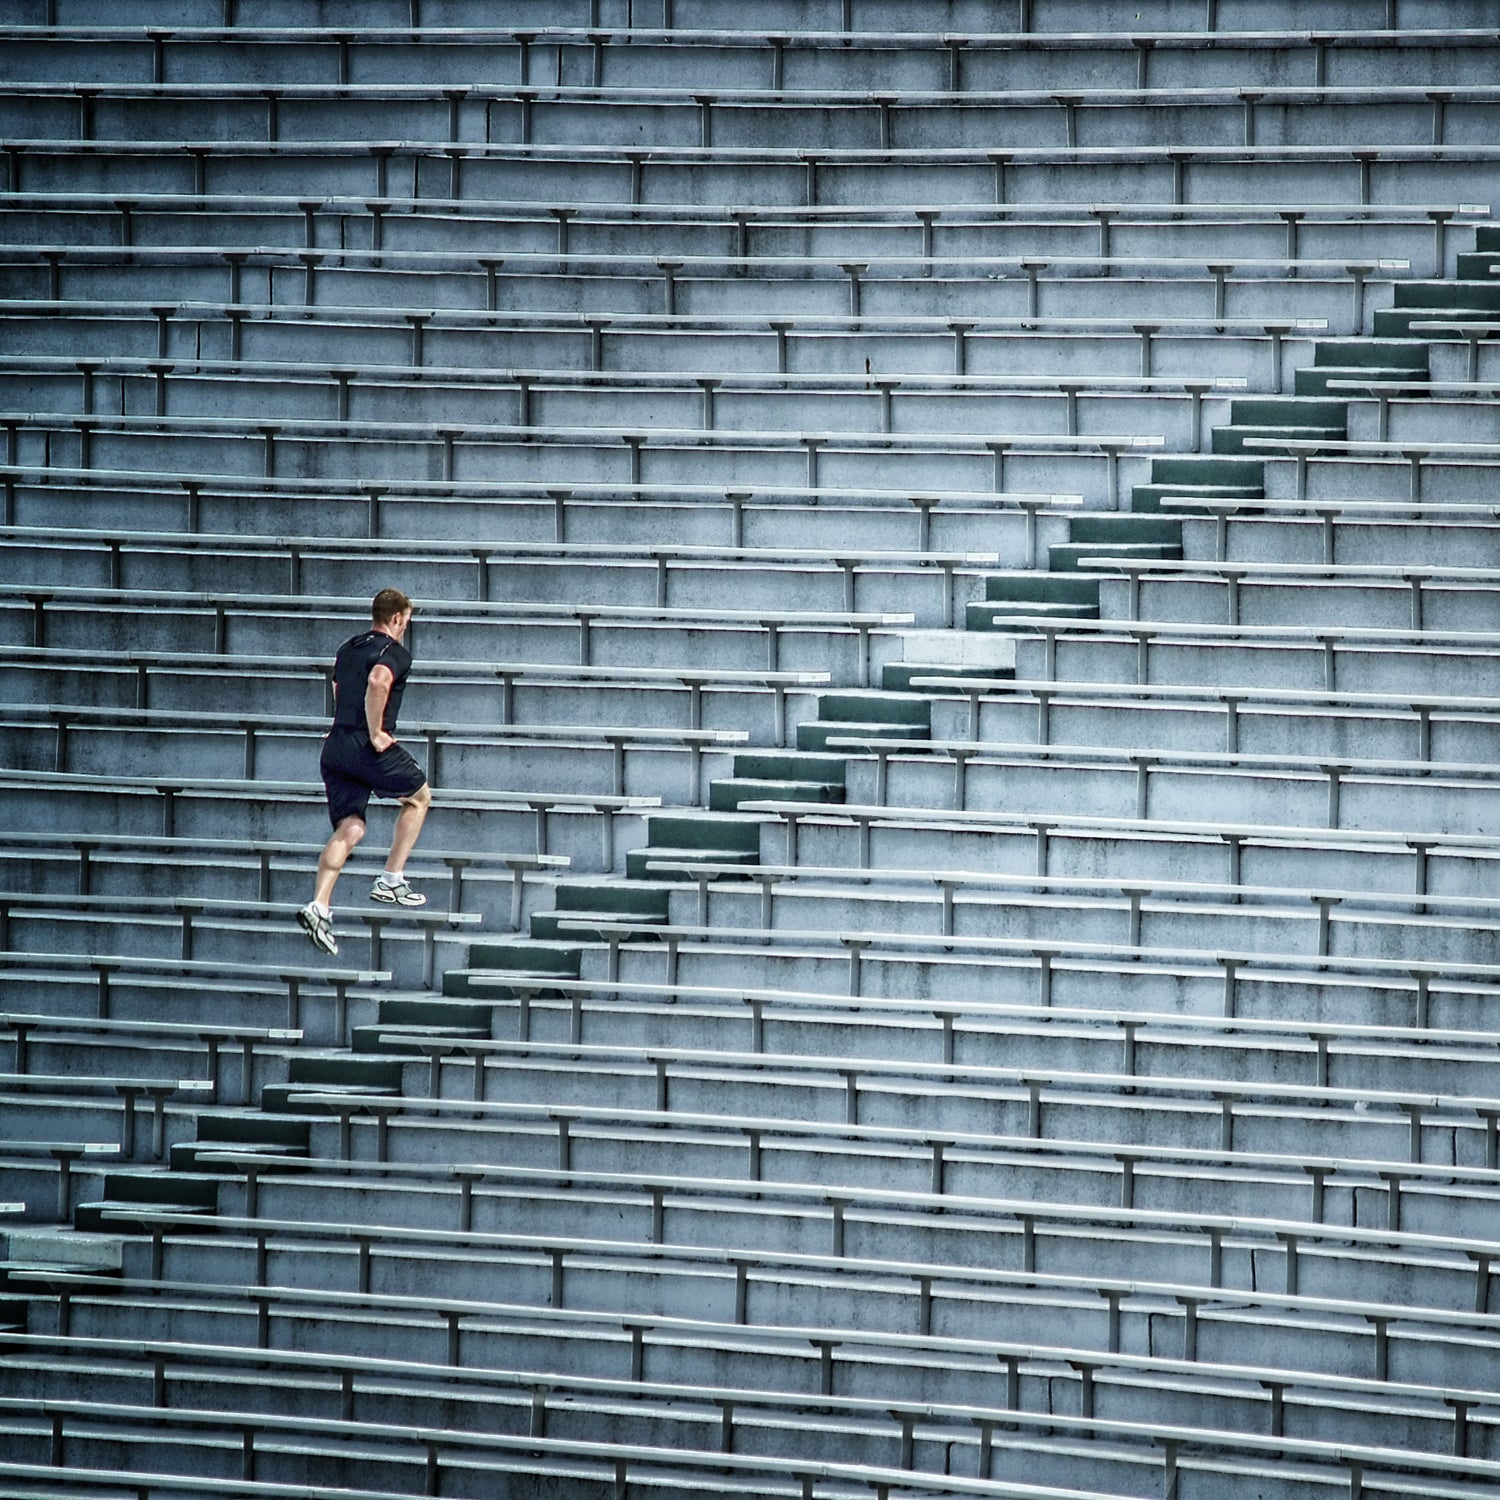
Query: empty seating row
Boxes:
[
  {"xmin": 7, "ymin": 21, "xmax": 1500, "ymax": 92},
  {"xmin": 0, "ymin": 768, "xmax": 654, "ymax": 871},
  {"xmin": 0, "ymin": 301, "xmax": 1312, "ymax": 392},
  {"xmin": 5, "ymin": 135, "xmax": 1497, "ymax": 208},
  {"xmin": 0, "ymin": 647, "xmax": 830, "ymax": 750},
  {"xmin": 0, "ymin": 525, "xmax": 999, "ymax": 623},
  {"xmin": 17, "ymin": 0, "xmax": 1497, "ymax": 36},
  {"xmin": 1, "ymin": 190, "xmax": 1477, "ymax": 272},
  {"xmin": 730, "ymin": 802, "xmax": 1500, "ymax": 901},
  {"xmin": 0, "ymin": 463, "xmax": 1080, "ymax": 562},
  {"xmin": 10, "ymin": 78, "xmax": 1500, "ymax": 153},
  {"xmin": 2, "ymin": 243, "xmax": 1410, "ymax": 329},
  {"xmin": 0, "ymin": 584, "xmax": 913, "ymax": 680}
]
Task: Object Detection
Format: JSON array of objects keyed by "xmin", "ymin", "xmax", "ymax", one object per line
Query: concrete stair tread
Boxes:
[
  {"xmin": 0, "ymin": 1261, "xmax": 122, "ymax": 1288},
  {"xmin": 732, "ymin": 751, "xmax": 848, "ymax": 782},
  {"xmin": 884, "ymin": 660, "xmax": 1018, "ymax": 688},
  {"xmin": 1131, "ymin": 484, "xmax": 1264, "ymax": 511},
  {"xmin": 1048, "ymin": 542, "xmax": 1182, "ymax": 572},
  {"xmin": 626, "ymin": 846, "xmax": 760, "ymax": 879},
  {"xmin": 442, "ymin": 968, "xmax": 580, "ymax": 997},
  {"xmin": 968, "ymin": 602, "xmax": 1098, "ymax": 626},
  {"xmin": 1212, "ymin": 424, "xmax": 1347, "ymax": 454},
  {"xmin": 73, "ymin": 1202, "xmax": 217, "ymax": 1234},
  {"xmin": 533, "ymin": 908, "xmax": 667, "ymax": 932},
  {"xmin": 1068, "ymin": 517, "xmax": 1184, "ymax": 542},
  {"xmin": 351, "ymin": 1022, "xmax": 489, "ymax": 1053},
  {"xmin": 261, "ymin": 1080, "xmax": 403, "ymax": 1112},
  {"xmin": 464, "ymin": 939, "xmax": 584, "ymax": 972},
  {"xmin": 710, "ymin": 778, "xmax": 846, "ymax": 812},
  {"xmin": 797, "ymin": 720, "xmax": 930, "ymax": 751},
  {"xmin": 170, "ymin": 1139, "xmax": 309, "ymax": 1171}
]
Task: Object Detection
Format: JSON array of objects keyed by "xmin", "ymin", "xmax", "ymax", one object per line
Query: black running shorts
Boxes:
[{"xmin": 320, "ymin": 728, "xmax": 427, "ymax": 827}]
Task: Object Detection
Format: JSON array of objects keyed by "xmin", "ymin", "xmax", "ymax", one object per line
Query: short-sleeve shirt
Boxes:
[{"xmin": 331, "ymin": 630, "xmax": 412, "ymax": 733}]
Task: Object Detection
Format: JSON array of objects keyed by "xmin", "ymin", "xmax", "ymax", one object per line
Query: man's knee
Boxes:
[
  {"xmin": 336, "ymin": 816, "xmax": 368, "ymax": 846},
  {"xmin": 402, "ymin": 781, "xmax": 432, "ymax": 811}
]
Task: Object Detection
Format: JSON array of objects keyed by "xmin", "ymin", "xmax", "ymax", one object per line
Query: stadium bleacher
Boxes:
[{"xmin": 5, "ymin": 3, "xmax": 1500, "ymax": 1498}]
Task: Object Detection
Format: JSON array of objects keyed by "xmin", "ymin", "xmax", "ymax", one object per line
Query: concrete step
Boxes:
[
  {"xmin": 642, "ymin": 813, "xmax": 763, "ymax": 854},
  {"xmin": 1312, "ymin": 340, "xmax": 1431, "ymax": 371},
  {"xmin": 1211, "ymin": 423, "xmax": 1347, "ymax": 455},
  {"xmin": 1130, "ymin": 484, "xmax": 1264, "ymax": 511},
  {"xmin": 1294, "ymin": 362, "xmax": 1430, "ymax": 397},
  {"xmin": 1392, "ymin": 281, "xmax": 1500, "ymax": 313},
  {"xmin": 883, "ymin": 659, "xmax": 1017, "ymax": 689},
  {"xmin": 1457, "ymin": 250, "xmax": 1500, "ymax": 278},
  {"xmin": 815, "ymin": 690, "xmax": 933, "ymax": 727},
  {"xmin": 1228, "ymin": 397, "xmax": 1349, "ymax": 430},
  {"xmin": 1068, "ymin": 515, "xmax": 1184, "ymax": 545},
  {"xmin": 259, "ymin": 1078, "xmax": 403, "ymax": 1114},
  {"xmin": 1150, "ymin": 454, "xmax": 1266, "ymax": 489},
  {"xmin": 170, "ymin": 1111, "xmax": 310, "ymax": 1176},
  {"xmin": 733, "ymin": 751, "xmax": 847, "ymax": 785},
  {"xmin": 351, "ymin": 996, "xmax": 496, "ymax": 1054},
  {"xmin": 552, "ymin": 881, "xmax": 675, "ymax": 918},
  {"xmin": 1046, "ymin": 541, "xmax": 1183, "ymax": 572},
  {"xmin": 444, "ymin": 939, "xmax": 585, "ymax": 995},
  {"xmin": 532, "ymin": 881, "xmax": 675, "ymax": 938},
  {"xmin": 625, "ymin": 844, "xmax": 761, "ymax": 880},
  {"xmin": 709, "ymin": 777, "xmax": 846, "ymax": 813},
  {"xmin": 797, "ymin": 719, "xmax": 931, "ymax": 752},
  {"xmin": 967, "ymin": 602, "xmax": 1096, "ymax": 629},
  {"xmin": 529, "ymin": 908, "xmax": 670, "ymax": 941},
  {"xmin": 74, "ymin": 1169, "xmax": 219, "ymax": 1234},
  {"xmin": 984, "ymin": 572, "xmax": 1103, "ymax": 606},
  {"xmin": 1375, "ymin": 305, "xmax": 1500, "ymax": 338}
]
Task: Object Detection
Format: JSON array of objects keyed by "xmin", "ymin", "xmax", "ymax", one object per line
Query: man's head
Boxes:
[{"xmin": 372, "ymin": 587, "xmax": 414, "ymax": 639}]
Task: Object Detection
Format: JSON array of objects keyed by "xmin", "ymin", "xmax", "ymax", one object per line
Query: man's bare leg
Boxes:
[
  {"xmin": 314, "ymin": 815, "xmax": 367, "ymax": 910},
  {"xmin": 384, "ymin": 782, "xmax": 432, "ymax": 877}
]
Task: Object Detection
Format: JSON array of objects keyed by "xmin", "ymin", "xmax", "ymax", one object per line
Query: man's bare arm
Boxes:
[{"xmin": 365, "ymin": 663, "xmax": 396, "ymax": 751}]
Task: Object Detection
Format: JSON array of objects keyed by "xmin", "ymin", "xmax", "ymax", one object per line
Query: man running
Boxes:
[{"xmin": 298, "ymin": 587, "xmax": 433, "ymax": 955}]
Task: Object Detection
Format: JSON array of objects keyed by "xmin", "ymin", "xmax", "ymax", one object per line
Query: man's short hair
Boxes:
[{"xmin": 372, "ymin": 587, "xmax": 413, "ymax": 625}]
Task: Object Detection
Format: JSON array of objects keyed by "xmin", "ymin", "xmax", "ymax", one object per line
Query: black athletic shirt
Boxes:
[{"xmin": 331, "ymin": 630, "xmax": 412, "ymax": 734}]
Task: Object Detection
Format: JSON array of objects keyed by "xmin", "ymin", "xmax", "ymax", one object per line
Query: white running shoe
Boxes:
[
  {"xmin": 297, "ymin": 902, "xmax": 339, "ymax": 955},
  {"xmin": 370, "ymin": 875, "xmax": 427, "ymax": 907}
]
